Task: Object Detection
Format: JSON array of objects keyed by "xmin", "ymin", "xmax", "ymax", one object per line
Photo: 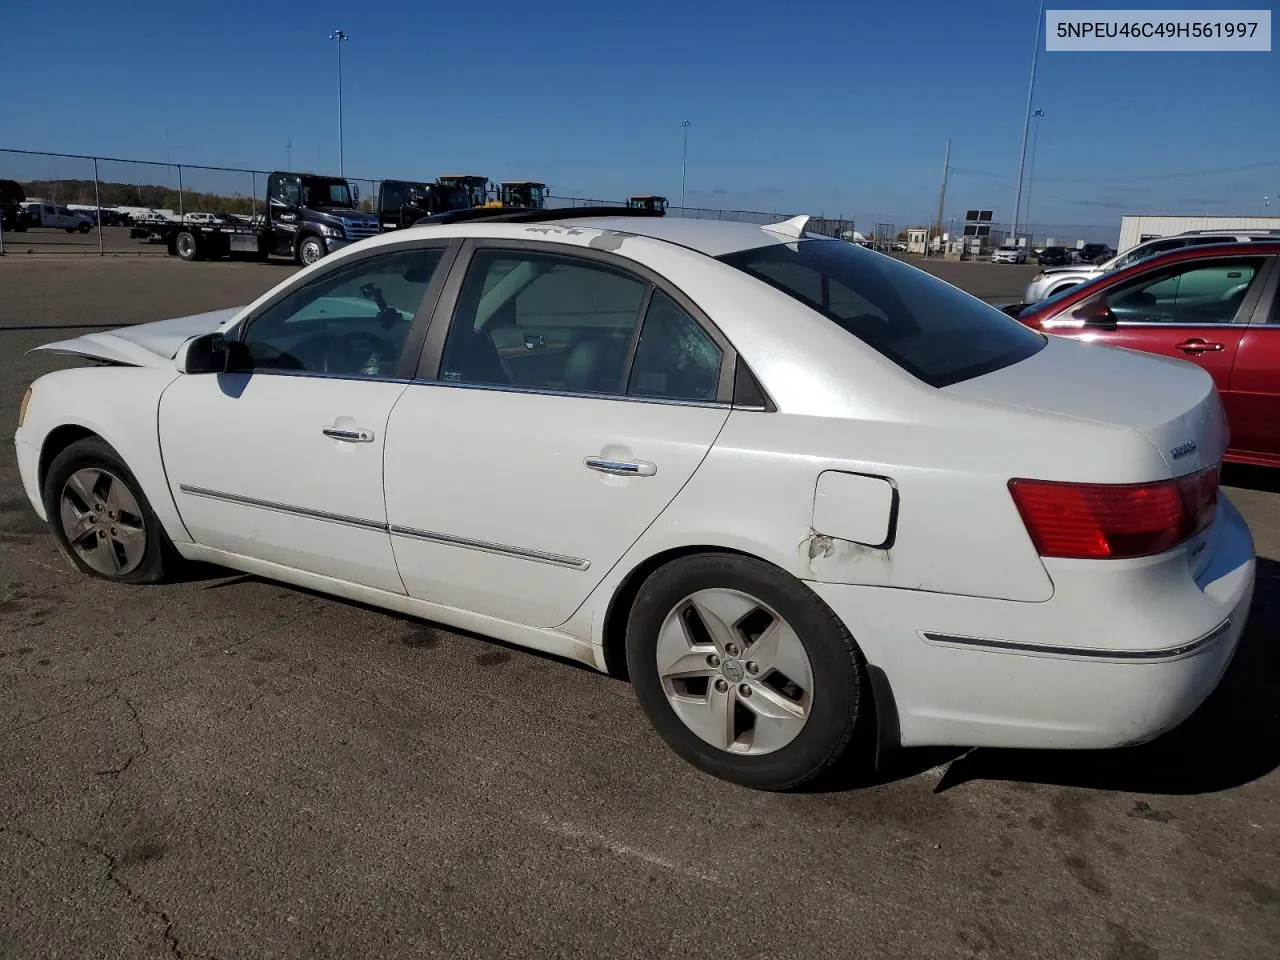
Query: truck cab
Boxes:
[
  {"xmin": 436, "ymin": 175, "xmax": 491, "ymax": 209},
  {"xmin": 0, "ymin": 179, "xmax": 30, "ymax": 232},
  {"xmin": 627, "ymin": 195, "xmax": 668, "ymax": 214},
  {"xmin": 376, "ymin": 179, "xmax": 471, "ymax": 229},
  {"xmin": 265, "ymin": 172, "xmax": 380, "ymax": 265},
  {"xmin": 497, "ymin": 181, "xmax": 547, "ymax": 209}
]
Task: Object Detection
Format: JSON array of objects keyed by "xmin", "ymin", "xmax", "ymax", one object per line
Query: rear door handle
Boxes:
[
  {"xmin": 323, "ymin": 426, "xmax": 374, "ymax": 442},
  {"xmin": 585, "ymin": 457, "xmax": 657, "ymax": 477},
  {"xmin": 1175, "ymin": 339, "xmax": 1224, "ymax": 354}
]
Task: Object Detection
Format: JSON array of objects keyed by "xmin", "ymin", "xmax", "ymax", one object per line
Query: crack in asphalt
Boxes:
[
  {"xmin": 2, "ymin": 822, "xmax": 188, "ymax": 960},
  {"xmin": 3, "ymin": 634, "xmax": 253, "ymax": 735},
  {"xmin": 1, "ymin": 691, "xmax": 192, "ymax": 960}
]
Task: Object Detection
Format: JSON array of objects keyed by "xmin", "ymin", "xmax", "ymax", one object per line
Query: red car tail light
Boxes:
[{"xmin": 1009, "ymin": 466, "xmax": 1219, "ymax": 560}]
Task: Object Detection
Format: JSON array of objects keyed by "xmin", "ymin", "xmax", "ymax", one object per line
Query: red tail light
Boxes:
[{"xmin": 1008, "ymin": 466, "xmax": 1219, "ymax": 560}]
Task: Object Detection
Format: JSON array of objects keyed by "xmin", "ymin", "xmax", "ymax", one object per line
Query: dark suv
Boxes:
[{"xmin": 1037, "ymin": 246, "xmax": 1069, "ymax": 266}]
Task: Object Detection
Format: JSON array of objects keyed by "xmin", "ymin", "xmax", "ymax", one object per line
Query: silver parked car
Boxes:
[{"xmin": 1023, "ymin": 229, "xmax": 1280, "ymax": 303}]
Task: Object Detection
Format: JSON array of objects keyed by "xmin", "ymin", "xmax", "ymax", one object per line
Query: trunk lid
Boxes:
[
  {"xmin": 945, "ymin": 335, "xmax": 1228, "ymax": 475},
  {"xmin": 30, "ymin": 307, "xmax": 242, "ymax": 367}
]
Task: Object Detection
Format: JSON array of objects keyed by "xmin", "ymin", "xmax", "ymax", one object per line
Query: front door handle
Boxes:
[
  {"xmin": 323, "ymin": 426, "xmax": 374, "ymax": 443},
  {"xmin": 1175, "ymin": 338, "xmax": 1224, "ymax": 354},
  {"xmin": 584, "ymin": 457, "xmax": 657, "ymax": 477}
]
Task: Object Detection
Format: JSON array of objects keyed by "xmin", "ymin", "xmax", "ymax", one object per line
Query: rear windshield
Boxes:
[{"xmin": 717, "ymin": 239, "xmax": 1045, "ymax": 387}]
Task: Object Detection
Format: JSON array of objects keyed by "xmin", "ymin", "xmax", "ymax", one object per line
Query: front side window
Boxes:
[
  {"xmin": 439, "ymin": 250, "xmax": 646, "ymax": 394},
  {"xmin": 1104, "ymin": 258, "xmax": 1263, "ymax": 324},
  {"xmin": 234, "ymin": 247, "xmax": 444, "ymax": 377},
  {"xmin": 718, "ymin": 239, "xmax": 1044, "ymax": 387}
]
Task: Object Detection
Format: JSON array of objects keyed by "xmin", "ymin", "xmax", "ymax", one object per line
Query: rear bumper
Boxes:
[{"xmin": 810, "ymin": 495, "xmax": 1256, "ymax": 751}]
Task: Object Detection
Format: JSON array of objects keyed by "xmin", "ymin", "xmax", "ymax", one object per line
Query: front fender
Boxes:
[{"xmin": 17, "ymin": 366, "xmax": 192, "ymax": 544}]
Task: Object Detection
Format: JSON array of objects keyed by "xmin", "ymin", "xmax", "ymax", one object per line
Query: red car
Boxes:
[{"xmin": 1012, "ymin": 242, "xmax": 1280, "ymax": 467}]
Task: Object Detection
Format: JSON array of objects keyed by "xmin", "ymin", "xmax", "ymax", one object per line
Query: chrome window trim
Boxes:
[
  {"xmin": 920, "ymin": 618, "xmax": 1231, "ymax": 662},
  {"xmin": 409, "ymin": 377, "xmax": 733, "ymax": 410}
]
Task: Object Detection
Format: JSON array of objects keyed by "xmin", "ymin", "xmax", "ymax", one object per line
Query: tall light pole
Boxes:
[
  {"xmin": 681, "ymin": 120, "xmax": 692, "ymax": 213},
  {"xmin": 1010, "ymin": 0, "xmax": 1045, "ymax": 241},
  {"xmin": 1023, "ymin": 108, "xmax": 1045, "ymax": 243},
  {"xmin": 329, "ymin": 30, "xmax": 348, "ymax": 176}
]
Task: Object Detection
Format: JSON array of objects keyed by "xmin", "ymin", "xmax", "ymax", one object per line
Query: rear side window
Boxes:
[{"xmin": 718, "ymin": 240, "xmax": 1044, "ymax": 387}]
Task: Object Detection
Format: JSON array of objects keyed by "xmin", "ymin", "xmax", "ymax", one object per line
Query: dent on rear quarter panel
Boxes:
[{"xmin": 25, "ymin": 366, "xmax": 191, "ymax": 544}]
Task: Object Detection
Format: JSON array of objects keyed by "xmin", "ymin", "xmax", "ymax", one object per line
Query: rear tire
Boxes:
[
  {"xmin": 625, "ymin": 552, "xmax": 865, "ymax": 791},
  {"xmin": 175, "ymin": 230, "xmax": 201, "ymax": 261},
  {"xmin": 41, "ymin": 437, "xmax": 178, "ymax": 584}
]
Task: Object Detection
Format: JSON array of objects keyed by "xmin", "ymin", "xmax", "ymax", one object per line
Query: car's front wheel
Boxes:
[
  {"xmin": 625, "ymin": 552, "xmax": 865, "ymax": 790},
  {"xmin": 297, "ymin": 234, "xmax": 326, "ymax": 266},
  {"xmin": 41, "ymin": 437, "xmax": 176, "ymax": 584}
]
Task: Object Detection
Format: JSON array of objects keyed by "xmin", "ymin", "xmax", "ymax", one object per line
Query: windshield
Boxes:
[
  {"xmin": 302, "ymin": 179, "xmax": 353, "ymax": 208},
  {"xmin": 718, "ymin": 239, "xmax": 1045, "ymax": 388}
]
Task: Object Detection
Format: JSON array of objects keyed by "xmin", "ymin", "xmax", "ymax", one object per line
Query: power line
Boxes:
[{"xmin": 953, "ymin": 159, "xmax": 1280, "ymax": 185}]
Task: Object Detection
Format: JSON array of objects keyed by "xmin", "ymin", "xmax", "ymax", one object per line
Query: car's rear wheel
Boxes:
[
  {"xmin": 625, "ymin": 552, "xmax": 865, "ymax": 790},
  {"xmin": 41, "ymin": 437, "xmax": 176, "ymax": 584}
]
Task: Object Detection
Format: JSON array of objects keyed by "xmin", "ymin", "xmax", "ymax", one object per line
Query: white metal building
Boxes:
[{"xmin": 1118, "ymin": 215, "xmax": 1280, "ymax": 253}]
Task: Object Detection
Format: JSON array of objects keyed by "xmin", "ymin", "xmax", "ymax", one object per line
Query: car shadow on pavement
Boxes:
[{"xmin": 930, "ymin": 556, "xmax": 1280, "ymax": 796}]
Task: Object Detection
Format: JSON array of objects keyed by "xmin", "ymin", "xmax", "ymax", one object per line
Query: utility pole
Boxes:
[
  {"xmin": 933, "ymin": 138, "xmax": 951, "ymax": 256},
  {"xmin": 287, "ymin": 138, "xmax": 292, "ymax": 170},
  {"xmin": 1010, "ymin": 0, "xmax": 1045, "ymax": 242},
  {"xmin": 1024, "ymin": 109, "xmax": 1045, "ymax": 244},
  {"xmin": 330, "ymin": 30, "xmax": 348, "ymax": 177},
  {"xmin": 681, "ymin": 120, "xmax": 692, "ymax": 213}
]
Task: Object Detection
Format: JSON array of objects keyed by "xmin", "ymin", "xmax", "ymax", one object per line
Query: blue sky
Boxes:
[{"xmin": 1, "ymin": 0, "xmax": 1276, "ymax": 235}]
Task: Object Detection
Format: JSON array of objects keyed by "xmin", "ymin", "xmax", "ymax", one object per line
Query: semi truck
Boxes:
[
  {"xmin": 156, "ymin": 171, "xmax": 380, "ymax": 265},
  {"xmin": 376, "ymin": 179, "xmax": 472, "ymax": 230}
]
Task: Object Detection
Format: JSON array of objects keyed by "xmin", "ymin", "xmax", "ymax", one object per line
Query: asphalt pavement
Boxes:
[{"xmin": 1, "ymin": 256, "xmax": 1277, "ymax": 960}]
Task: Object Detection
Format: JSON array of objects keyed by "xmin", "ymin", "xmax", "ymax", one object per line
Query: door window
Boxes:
[
  {"xmin": 233, "ymin": 247, "xmax": 444, "ymax": 377},
  {"xmin": 1104, "ymin": 259, "xmax": 1263, "ymax": 324},
  {"xmin": 627, "ymin": 291, "xmax": 723, "ymax": 402},
  {"xmin": 439, "ymin": 250, "xmax": 647, "ymax": 394}
]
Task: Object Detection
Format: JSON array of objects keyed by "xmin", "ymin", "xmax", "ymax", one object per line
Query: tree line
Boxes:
[{"xmin": 20, "ymin": 178, "xmax": 258, "ymax": 215}]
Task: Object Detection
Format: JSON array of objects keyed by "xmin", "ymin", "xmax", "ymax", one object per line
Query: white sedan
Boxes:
[{"xmin": 14, "ymin": 209, "xmax": 1256, "ymax": 791}]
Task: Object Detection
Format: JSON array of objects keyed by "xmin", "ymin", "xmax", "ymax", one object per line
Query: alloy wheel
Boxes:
[
  {"xmin": 656, "ymin": 588, "xmax": 814, "ymax": 755},
  {"xmin": 58, "ymin": 468, "xmax": 147, "ymax": 577}
]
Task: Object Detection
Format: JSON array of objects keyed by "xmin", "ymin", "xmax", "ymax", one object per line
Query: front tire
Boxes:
[
  {"xmin": 625, "ymin": 552, "xmax": 865, "ymax": 791},
  {"xmin": 296, "ymin": 234, "xmax": 326, "ymax": 266},
  {"xmin": 41, "ymin": 437, "xmax": 176, "ymax": 584}
]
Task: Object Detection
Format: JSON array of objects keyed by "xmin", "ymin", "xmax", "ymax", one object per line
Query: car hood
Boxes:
[
  {"xmin": 945, "ymin": 335, "xmax": 1228, "ymax": 474},
  {"xmin": 30, "ymin": 307, "xmax": 243, "ymax": 367}
]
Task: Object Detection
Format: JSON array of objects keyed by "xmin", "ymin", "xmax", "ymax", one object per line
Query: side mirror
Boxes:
[
  {"xmin": 352, "ymin": 184, "xmax": 360, "ymax": 201},
  {"xmin": 1071, "ymin": 299, "xmax": 1118, "ymax": 330},
  {"xmin": 175, "ymin": 332, "xmax": 229, "ymax": 373}
]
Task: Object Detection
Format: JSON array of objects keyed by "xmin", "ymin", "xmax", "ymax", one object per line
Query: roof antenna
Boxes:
[{"xmin": 763, "ymin": 214, "xmax": 812, "ymax": 239}]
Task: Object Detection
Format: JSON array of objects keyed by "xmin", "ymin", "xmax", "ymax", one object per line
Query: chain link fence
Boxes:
[{"xmin": 0, "ymin": 147, "xmax": 1116, "ymax": 257}]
